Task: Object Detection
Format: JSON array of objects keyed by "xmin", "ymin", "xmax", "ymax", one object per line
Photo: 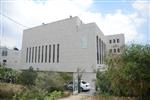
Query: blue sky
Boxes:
[{"xmin": 0, "ymin": 0, "xmax": 149, "ymax": 49}]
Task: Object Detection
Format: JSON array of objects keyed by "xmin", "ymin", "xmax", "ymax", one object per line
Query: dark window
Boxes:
[
  {"xmin": 41, "ymin": 46, "xmax": 44, "ymax": 63},
  {"xmin": 118, "ymin": 48, "xmax": 120, "ymax": 53},
  {"xmin": 2, "ymin": 50, "xmax": 7, "ymax": 56},
  {"xmin": 49, "ymin": 45, "xmax": 51, "ymax": 63},
  {"xmin": 99, "ymin": 39, "xmax": 101, "ymax": 64},
  {"xmin": 113, "ymin": 39, "xmax": 116, "ymax": 43},
  {"xmin": 117, "ymin": 39, "xmax": 119, "ymax": 43},
  {"xmin": 114, "ymin": 49, "xmax": 116, "ymax": 53},
  {"xmin": 109, "ymin": 40, "xmax": 112, "ymax": 44},
  {"xmin": 29, "ymin": 47, "xmax": 31, "ymax": 63},
  {"xmin": 3, "ymin": 60, "xmax": 7, "ymax": 65},
  {"xmin": 96, "ymin": 36, "xmax": 99, "ymax": 64},
  {"xmin": 45, "ymin": 45, "xmax": 47, "ymax": 63},
  {"xmin": 32, "ymin": 47, "xmax": 34, "ymax": 63},
  {"xmin": 35, "ymin": 47, "xmax": 37, "ymax": 63},
  {"xmin": 26, "ymin": 48, "xmax": 28, "ymax": 63},
  {"xmin": 109, "ymin": 49, "xmax": 112, "ymax": 53},
  {"xmin": 38, "ymin": 46, "xmax": 40, "ymax": 63},
  {"xmin": 57, "ymin": 44, "xmax": 59, "ymax": 63},
  {"xmin": 53, "ymin": 44, "xmax": 55, "ymax": 63}
]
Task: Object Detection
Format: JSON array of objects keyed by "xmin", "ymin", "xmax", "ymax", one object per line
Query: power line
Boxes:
[{"xmin": 0, "ymin": 12, "xmax": 29, "ymax": 28}]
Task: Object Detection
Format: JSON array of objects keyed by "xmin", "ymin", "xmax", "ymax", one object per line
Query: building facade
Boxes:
[
  {"xmin": 20, "ymin": 16, "xmax": 125, "ymax": 94},
  {"xmin": 0, "ymin": 46, "xmax": 21, "ymax": 69}
]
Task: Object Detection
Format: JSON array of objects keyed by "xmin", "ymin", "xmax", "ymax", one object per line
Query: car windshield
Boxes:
[{"xmin": 81, "ymin": 81, "xmax": 87, "ymax": 84}]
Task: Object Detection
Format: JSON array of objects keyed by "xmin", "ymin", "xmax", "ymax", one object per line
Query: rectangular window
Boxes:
[
  {"xmin": 96, "ymin": 36, "xmax": 99, "ymax": 64},
  {"xmin": 57, "ymin": 44, "xmax": 59, "ymax": 63},
  {"xmin": 109, "ymin": 40, "xmax": 112, "ymax": 44},
  {"xmin": 99, "ymin": 39, "xmax": 101, "ymax": 64},
  {"xmin": 113, "ymin": 39, "xmax": 116, "ymax": 43},
  {"xmin": 45, "ymin": 45, "xmax": 47, "ymax": 63},
  {"xmin": 2, "ymin": 50, "xmax": 7, "ymax": 56},
  {"xmin": 41, "ymin": 46, "xmax": 44, "ymax": 63},
  {"xmin": 53, "ymin": 44, "xmax": 55, "ymax": 63},
  {"xmin": 38, "ymin": 46, "xmax": 40, "ymax": 63},
  {"xmin": 35, "ymin": 47, "xmax": 37, "ymax": 63},
  {"xmin": 32, "ymin": 47, "xmax": 34, "ymax": 63},
  {"xmin": 117, "ymin": 39, "xmax": 119, "ymax": 43},
  {"xmin": 49, "ymin": 45, "xmax": 51, "ymax": 63},
  {"xmin": 26, "ymin": 48, "xmax": 28, "ymax": 63},
  {"xmin": 118, "ymin": 48, "xmax": 120, "ymax": 53},
  {"xmin": 29, "ymin": 47, "xmax": 31, "ymax": 63},
  {"xmin": 114, "ymin": 49, "xmax": 116, "ymax": 53}
]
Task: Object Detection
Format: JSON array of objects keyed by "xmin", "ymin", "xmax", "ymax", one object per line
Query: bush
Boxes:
[
  {"xmin": 19, "ymin": 66, "xmax": 37, "ymax": 86},
  {"xmin": 0, "ymin": 66, "xmax": 19, "ymax": 83}
]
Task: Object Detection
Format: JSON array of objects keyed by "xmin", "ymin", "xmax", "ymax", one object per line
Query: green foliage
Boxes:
[
  {"xmin": 45, "ymin": 90, "xmax": 62, "ymax": 100},
  {"xmin": 19, "ymin": 66, "xmax": 37, "ymax": 86},
  {"xmin": 0, "ymin": 66, "xmax": 19, "ymax": 83},
  {"xmin": 97, "ymin": 44, "xmax": 150, "ymax": 99}
]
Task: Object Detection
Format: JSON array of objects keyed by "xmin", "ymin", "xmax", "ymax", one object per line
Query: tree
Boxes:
[{"xmin": 97, "ymin": 44, "xmax": 150, "ymax": 99}]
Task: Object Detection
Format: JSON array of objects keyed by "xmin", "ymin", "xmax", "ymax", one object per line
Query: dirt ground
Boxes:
[{"xmin": 58, "ymin": 93, "xmax": 93, "ymax": 100}]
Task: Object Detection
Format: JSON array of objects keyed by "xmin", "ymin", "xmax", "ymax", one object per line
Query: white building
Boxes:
[
  {"xmin": 20, "ymin": 16, "xmax": 124, "ymax": 94},
  {"xmin": 0, "ymin": 46, "xmax": 21, "ymax": 69}
]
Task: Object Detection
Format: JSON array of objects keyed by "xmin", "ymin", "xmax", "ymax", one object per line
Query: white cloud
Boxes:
[{"xmin": 1, "ymin": 0, "xmax": 148, "ymax": 49}]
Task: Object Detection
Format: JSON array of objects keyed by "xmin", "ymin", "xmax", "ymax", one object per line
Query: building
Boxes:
[
  {"xmin": 0, "ymin": 46, "xmax": 21, "ymax": 69},
  {"xmin": 106, "ymin": 34, "xmax": 125, "ymax": 54},
  {"xmin": 20, "ymin": 16, "xmax": 125, "ymax": 94}
]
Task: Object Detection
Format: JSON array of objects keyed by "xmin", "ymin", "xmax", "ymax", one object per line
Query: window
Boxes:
[
  {"xmin": 32, "ymin": 47, "xmax": 34, "ymax": 63},
  {"xmin": 117, "ymin": 48, "xmax": 120, "ymax": 53},
  {"xmin": 45, "ymin": 45, "xmax": 47, "ymax": 63},
  {"xmin": 29, "ymin": 47, "xmax": 31, "ymax": 63},
  {"xmin": 96, "ymin": 36, "xmax": 99, "ymax": 64},
  {"xmin": 114, "ymin": 49, "xmax": 116, "ymax": 53},
  {"xmin": 26, "ymin": 48, "xmax": 28, "ymax": 63},
  {"xmin": 109, "ymin": 40, "xmax": 112, "ymax": 44},
  {"xmin": 35, "ymin": 47, "xmax": 37, "ymax": 63},
  {"xmin": 99, "ymin": 39, "xmax": 101, "ymax": 64},
  {"xmin": 113, "ymin": 39, "xmax": 116, "ymax": 43},
  {"xmin": 109, "ymin": 49, "xmax": 112, "ymax": 53},
  {"xmin": 38, "ymin": 46, "xmax": 40, "ymax": 63},
  {"xmin": 57, "ymin": 44, "xmax": 59, "ymax": 63},
  {"xmin": 3, "ymin": 60, "xmax": 7, "ymax": 65},
  {"xmin": 41, "ymin": 46, "xmax": 44, "ymax": 63},
  {"xmin": 49, "ymin": 45, "xmax": 51, "ymax": 63},
  {"xmin": 2, "ymin": 50, "xmax": 7, "ymax": 56},
  {"xmin": 53, "ymin": 44, "xmax": 55, "ymax": 63},
  {"xmin": 117, "ymin": 39, "xmax": 119, "ymax": 43}
]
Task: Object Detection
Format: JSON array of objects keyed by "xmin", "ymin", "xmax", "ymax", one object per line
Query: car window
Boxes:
[{"xmin": 81, "ymin": 81, "xmax": 87, "ymax": 84}]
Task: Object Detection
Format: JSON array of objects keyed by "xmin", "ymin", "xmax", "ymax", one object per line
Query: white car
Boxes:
[{"xmin": 66, "ymin": 80, "xmax": 90, "ymax": 91}]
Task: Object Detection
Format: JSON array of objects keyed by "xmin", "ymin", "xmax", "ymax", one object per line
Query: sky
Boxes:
[{"xmin": 0, "ymin": 0, "xmax": 150, "ymax": 49}]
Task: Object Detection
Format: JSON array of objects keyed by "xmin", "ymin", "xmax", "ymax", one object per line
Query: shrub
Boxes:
[{"xmin": 19, "ymin": 66, "xmax": 37, "ymax": 86}]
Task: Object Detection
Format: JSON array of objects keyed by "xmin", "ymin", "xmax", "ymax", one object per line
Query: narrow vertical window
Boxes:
[
  {"xmin": 57, "ymin": 44, "xmax": 59, "ymax": 63},
  {"xmin": 101, "ymin": 41, "xmax": 103, "ymax": 64},
  {"xmin": 26, "ymin": 48, "xmax": 28, "ymax": 63},
  {"xmin": 53, "ymin": 44, "xmax": 55, "ymax": 63},
  {"xmin": 35, "ymin": 47, "xmax": 37, "ymax": 63},
  {"xmin": 114, "ymin": 49, "xmax": 116, "ymax": 53},
  {"xmin": 49, "ymin": 45, "xmax": 51, "ymax": 63},
  {"xmin": 117, "ymin": 48, "xmax": 120, "ymax": 53},
  {"xmin": 113, "ymin": 39, "xmax": 116, "ymax": 43},
  {"xmin": 41, "ymin": 45, "xmax": 44, "ymax": 63},
  {"xmin": 99, "ymin": 39, "xmax": 101, "ymax": 64},
  {"xmin": 45, "ymin": 45, "xmax": 47, "ymax": 63},
  {"xmin": 38, "ymin": 46, "xmax": 40, "ymax": 63},
  {"xmin": 109, "ymin": 40, "xmax": 112, "ymax": 44},
  {"xmin": 29, "ymin": 47, "xmax": 31, "ymax": 63},
  {"xmin": 32, "ymin": 47, "xmax": 34, "ymax": 63},
  {"xmin": 96, "ymin": 36, "xmax": 99, "ymax": 64},
  {"xmin": 117, "ymin": 39, "xmax": 119, "ymax": 43}
]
